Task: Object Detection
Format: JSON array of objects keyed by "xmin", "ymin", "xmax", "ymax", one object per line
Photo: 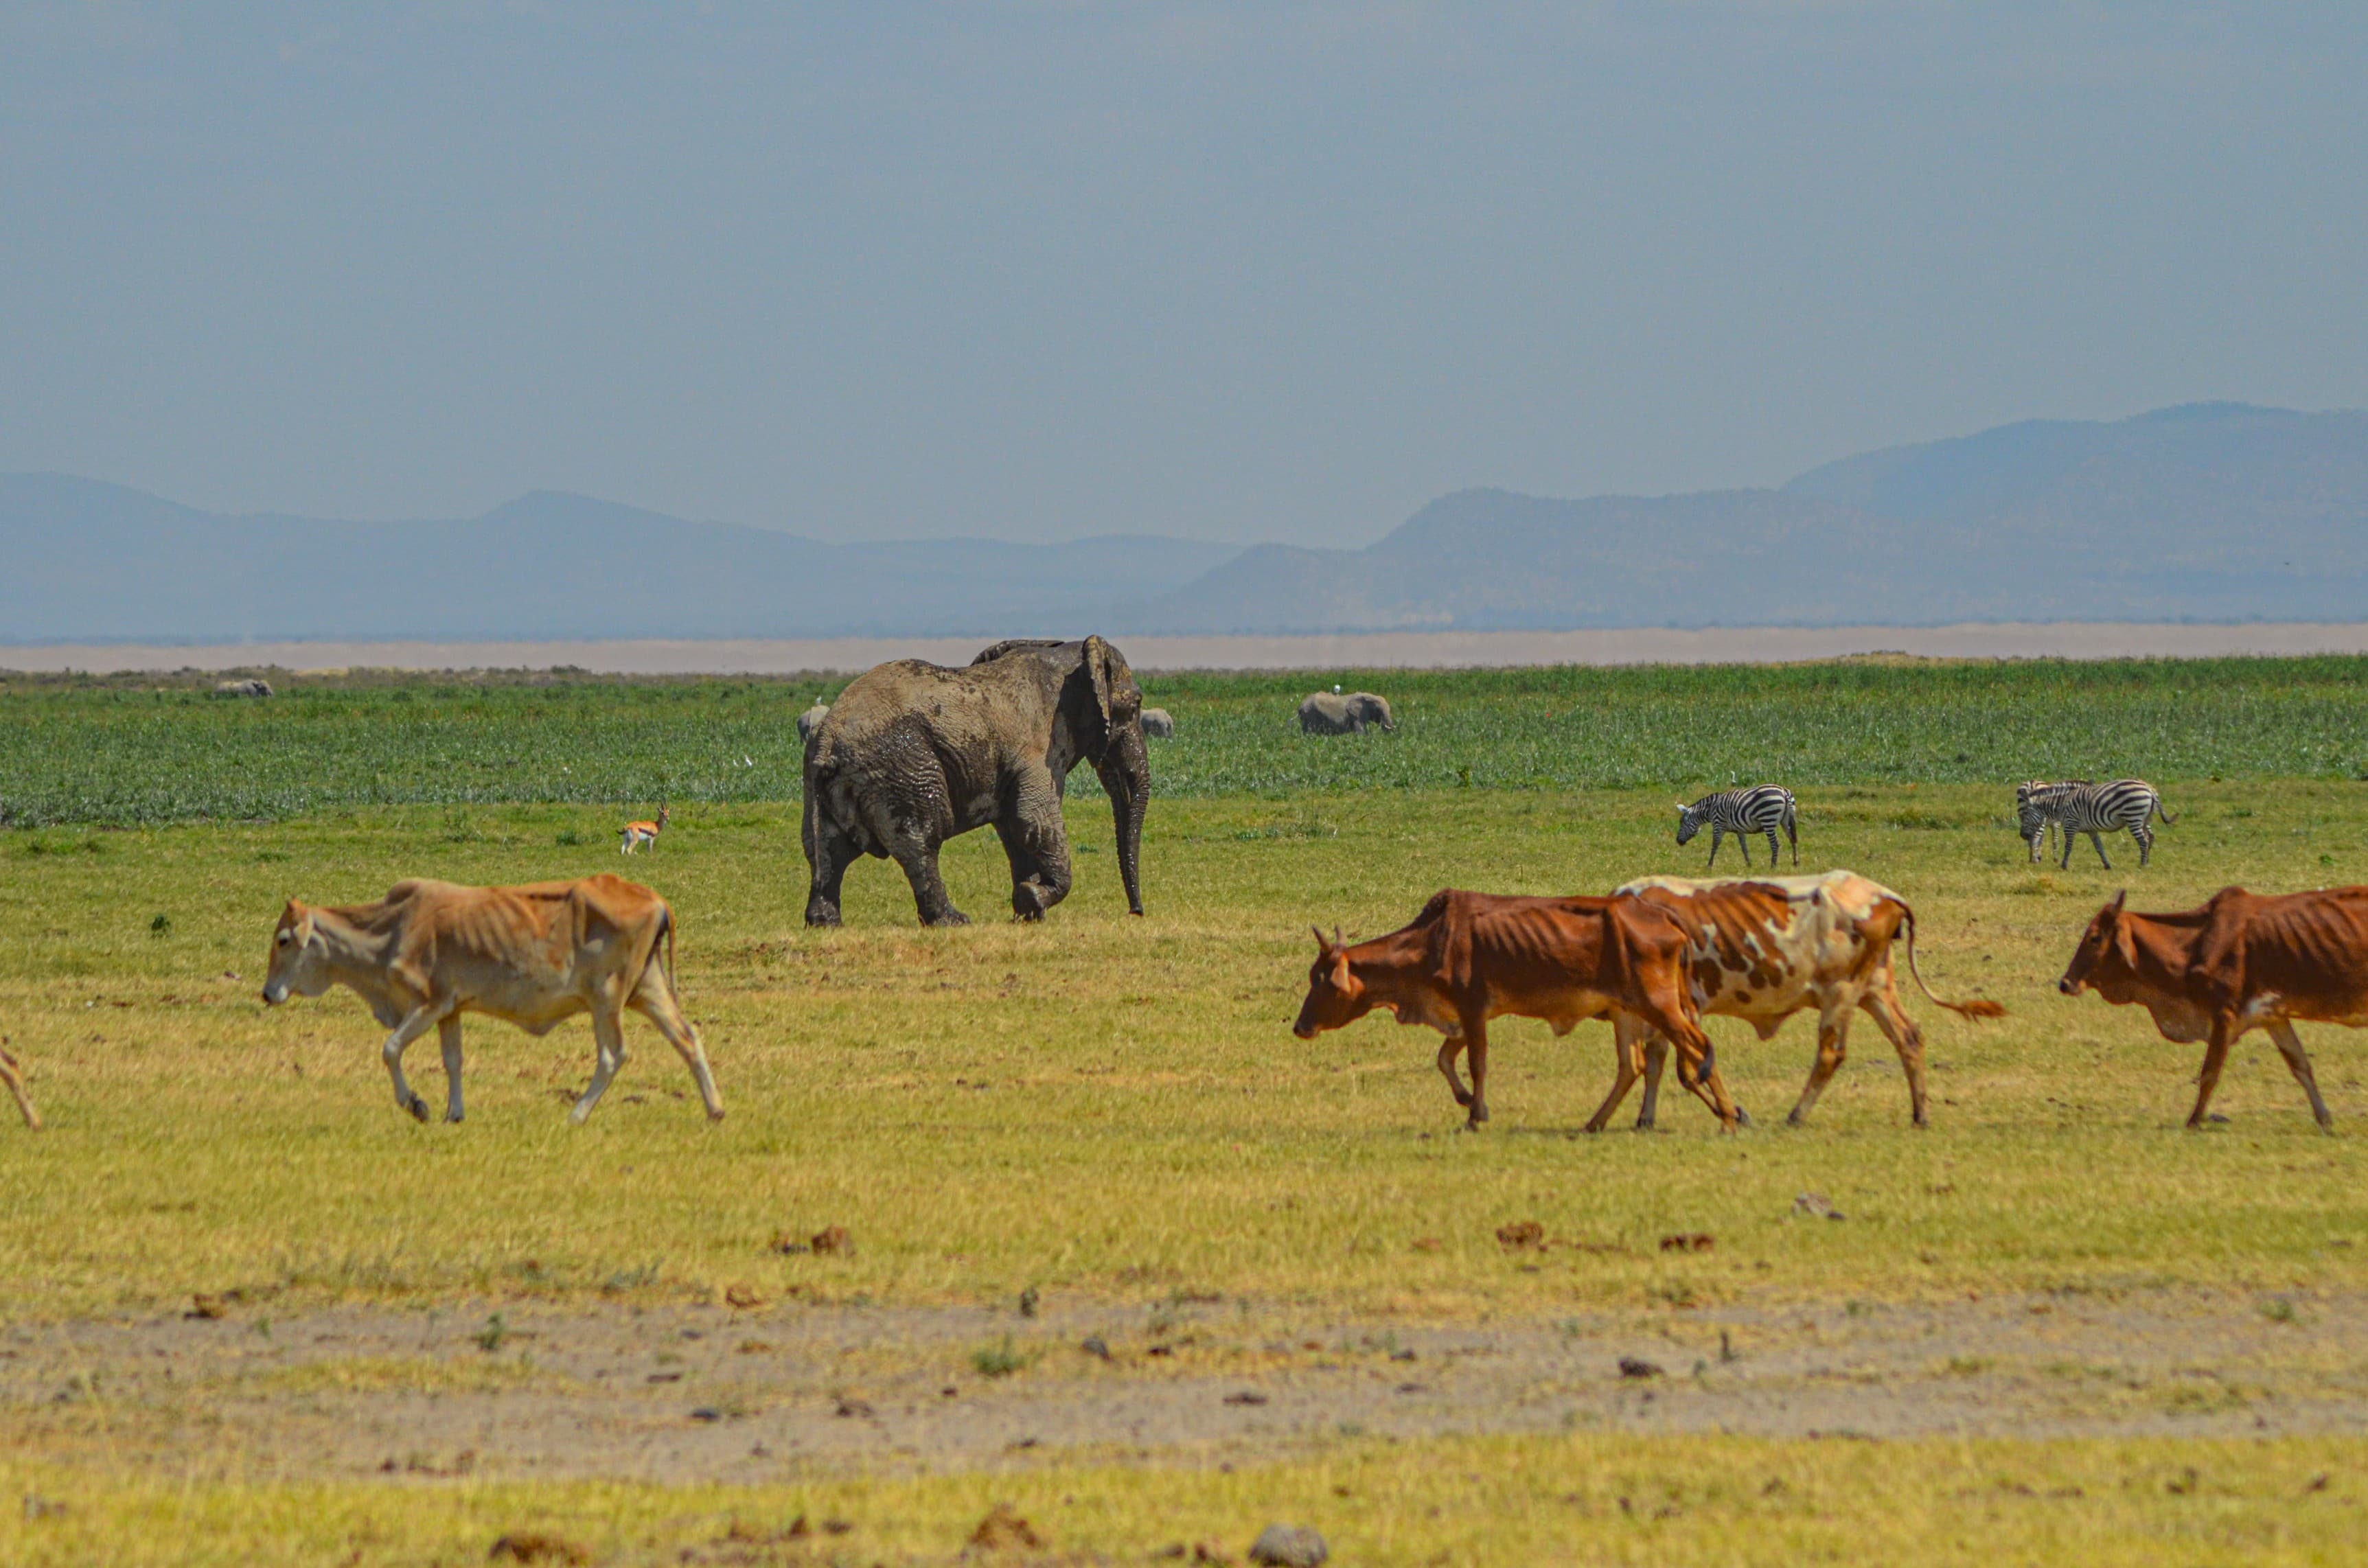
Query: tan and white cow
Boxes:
[
  {"xmin": 1597, "ymin": 871, "xmax": 2003, "ymax": 1130},
  {"xmin": 261, "ymin": 874, "xmax": 723, "ymax": 1125}
]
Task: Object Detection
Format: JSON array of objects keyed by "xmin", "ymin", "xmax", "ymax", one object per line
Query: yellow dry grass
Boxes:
[
  {"xmin": 4, "ymin": 1436, "xmax": 2365, "ymax": 1565},
  {"xmin": 1, "ymin": 783, "xmax": 2365, "ymax": 1322}
]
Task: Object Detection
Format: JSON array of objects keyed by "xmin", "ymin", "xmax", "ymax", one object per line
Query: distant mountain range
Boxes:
[{"xmin": 5, "ymin": 402, "xmax": 2365, "ymax": 644}]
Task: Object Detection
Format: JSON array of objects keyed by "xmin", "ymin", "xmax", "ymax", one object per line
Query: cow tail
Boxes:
[{"xmin": 1900, "ymin": 903, "xmax": 2006, "ymax": 1019}]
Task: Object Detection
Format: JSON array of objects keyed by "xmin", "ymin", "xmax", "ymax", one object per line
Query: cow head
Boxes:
[
  {"xmin": 2058, "ymin": 890, "xmax": 2133, "ymax": 998},
  {"xmin": 1293, "ymin": 926, "xmax": 1368, "ymax": 1039},
  {"xmin": 262, "ymin": 900, "xmax": 333, "ymax": 1004}
]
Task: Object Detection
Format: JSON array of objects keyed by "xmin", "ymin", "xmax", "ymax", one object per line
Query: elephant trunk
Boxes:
[{"xmin": 1099, "ymin": 726, "xmax": 1149, "ymax": 916}]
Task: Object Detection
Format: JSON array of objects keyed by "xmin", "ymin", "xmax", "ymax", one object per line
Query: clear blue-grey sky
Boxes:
[{"xmin": 3, "ymin": 3, "xmax": 2363, "ymax": 545}]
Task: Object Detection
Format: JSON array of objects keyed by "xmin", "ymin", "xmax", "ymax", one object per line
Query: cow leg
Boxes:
[
  {"xmin": 0, "ymin": 1046, "xmax": 40, "ymax": 1131},
  {"xmin": 2267, "ymin": 1020, "xmax": 2334, "ymax": 1131},
  {"xmin": 1633, "ymin": 998, "xmax": 1736, "ymax": 1130},
  {"xmin": 1860, "ymin": 984, "xmax": 1930, "ymax": 1127},
  {"xmin": 1787, "ymin": 998, "xmax": 1853, "ymax": 1126},
  {"xmin": 1584, "ymin": 1018, "xmax": 1644, "ymax": 1133},
  {"xmin": 439, "ymin": 1017, "xmax": 466, "ymax": 1124},
  {"xmin": 1434, "ymin": 1035, "xmax": 1473, "ymax": 1109},
  {"xmin": 630, "ymin": 973, "xmax": 726, "ymax": 1121},
  {"xmin": 2187, "ymin": 1017, "xmax": 2239, "ymax": 1129},
  {"xmin": 1635, "ymin": 1025, "xmax": 1666, "ymax": 1129},
  {"xmin": 572, "ymin": 1006, "xmax": 632, "ymax": 1125},
  {"xmin": 380, "ymin": 1006, "xmax": 444, "ymax": 1123},
  {"xmin": 1462, "ymin": 1015, "xmax": 1491, "ymax": 1128}
]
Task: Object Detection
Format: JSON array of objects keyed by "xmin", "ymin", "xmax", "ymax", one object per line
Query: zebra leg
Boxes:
[
  {"xmin": 2134, "ymin": 824, "xmax": 2152, "ymax": 867},
  {"xmin": 1736, "ymin": 827, "xmax": 1751, "ymax": 868},
  {"xmin": 2089, "ymin": 831, "xmax": 2112, "ymax": 871},
  {"xmin": 1765, "ymin": 829, "xmax": 1780, "ymax": 867},
  {"xmin": 1706, "ymin": 826, "xmax": 1724, "ymax": 868}
]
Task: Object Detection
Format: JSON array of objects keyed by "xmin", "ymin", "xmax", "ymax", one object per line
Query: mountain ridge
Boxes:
[{"xmin": 6, "ymin": 402, "xmax": 2365, "ymax": 642}]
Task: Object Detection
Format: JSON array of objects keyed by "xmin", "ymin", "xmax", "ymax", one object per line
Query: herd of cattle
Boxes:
[{"xmin": 1, "ymin": 650, "xmax": 2358, "ymax": 1142}]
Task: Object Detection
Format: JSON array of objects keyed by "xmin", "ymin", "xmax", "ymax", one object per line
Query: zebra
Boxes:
[
  {"xmin": 1675, "ymin": 785, "xmax": 1797, "ymax": 868},
  {"xmin": 2016, "ymin": 778, "xmax": 2172, "ymax": 869}
]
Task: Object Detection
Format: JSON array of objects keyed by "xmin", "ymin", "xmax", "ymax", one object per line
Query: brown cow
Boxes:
[
  {"xmin": 2058, "ymin": 886, "xmax": 2365, "ymax": 1130},
  {"xmin": 1292, "ymin": 889, "xmax": 1736, "ymax": 1131},
  {"xmin": 262, "ymin": 875, "xmax": 724, "ymax": 1125},
  {"xmin": 1602, "ymin": 872, "xmax": 2005, "ymax": 1131}
]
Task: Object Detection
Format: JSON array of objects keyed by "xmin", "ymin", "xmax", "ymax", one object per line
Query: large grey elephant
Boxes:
[
  {"xmin": 1298, "ymin": 691, "xmax": 1394, "ymax": 735},
  {"xmin": 802, "ymin": 636, "xmax": 1149, "ymax": 927}
]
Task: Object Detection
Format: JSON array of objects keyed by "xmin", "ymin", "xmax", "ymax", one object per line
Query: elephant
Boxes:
[
  {"xmin": 1298, "ymin": 691, "xmax": 1394, "ymax": 735},
  {"xmin": 796, "ymin": 703, "xmax": 830, "ymax": 745},
  {"xmin": 801, "ymin": 636, "xmax": 1149, "ymax": 927},
  {"xmin": 1140, "ymin": 707, "xmax": 1175, "ymax": 739}
]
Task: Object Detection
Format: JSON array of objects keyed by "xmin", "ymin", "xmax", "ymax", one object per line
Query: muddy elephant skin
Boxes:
[{"xmin": 802, "ymin": 636, "xmax": 1150, "ymax": 927}]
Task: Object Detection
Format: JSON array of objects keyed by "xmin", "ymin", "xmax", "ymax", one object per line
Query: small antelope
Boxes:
[
  {"xmin": 1, "ymin": 1041, "xmax": 41, "ymax": 1131},
  {"xmin": 620, "ymin": 805, "xmax": 669, "ymax": 855}
]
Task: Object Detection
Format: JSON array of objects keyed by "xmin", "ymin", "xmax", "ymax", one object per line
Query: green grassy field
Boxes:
[
  {"xmin": 6, "ymin": 655, "xmax": 2368, "ymax": 825},
  {"xmin": 4, "ymin": 662, "xmax": 2367, "ymax": 1562}
]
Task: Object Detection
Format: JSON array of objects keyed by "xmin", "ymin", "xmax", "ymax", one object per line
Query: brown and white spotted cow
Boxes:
[{"xmin": 1598, "ymin": 871, "xmax": 2004, "ymax": 1130}]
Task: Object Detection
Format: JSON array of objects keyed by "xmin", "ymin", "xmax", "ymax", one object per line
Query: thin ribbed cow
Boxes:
[
  {"xmin": 1602, "ymin": 871, "xmax": 2004, "ymax": 1131},
  {"xmin": 1293, "ymin": 889, "xmax": 1735, "ymax": 1131},
  {"xmin": 261, "ymin": 874, "xmax": 723, "ymax": 1125}
]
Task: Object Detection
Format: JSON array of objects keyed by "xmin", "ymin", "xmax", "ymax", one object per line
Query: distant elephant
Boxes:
[
  {"xmin": 213, "ymin": 678, "xmax": 273, "ymax": 699},
  {"xmin": 1298, "ymin": 691, "xmax": 1394, "ymax": 735},
  {"xmin": 802, "ymin": 636, "xmax": 1149, "ymax": 927},
  {"xmin": 1140, "ymin": 707, "xmax": 1175, "ymax": 739},
  {"xmin": 796, "ymin": 703, "xmax": 830, "ymax": 745}
]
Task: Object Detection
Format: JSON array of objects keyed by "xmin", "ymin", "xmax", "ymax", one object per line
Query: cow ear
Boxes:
[{"xmin": 2109, "ymin": 889, "xmax": 2127, "ymax": 913}]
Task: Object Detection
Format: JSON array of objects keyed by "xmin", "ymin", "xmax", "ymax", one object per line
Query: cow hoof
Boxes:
[
  {"xmin": 1784, "ymin": 1111, "xmax": 1811, "ymax": 1128},
  {"xmin": 1733, "ymin": 1107, "xmax": 1754, "ymax": 1129},
  {"xmin": 404, "ymin": 1096, "xmax": 430, "ymax": 1123},
  {"xmin": 706, "ymin": 1106, "xmax": 726, "ymax": 1122}
]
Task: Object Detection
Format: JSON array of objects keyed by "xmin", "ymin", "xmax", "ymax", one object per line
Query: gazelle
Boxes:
[
  {"xmin": 620, "ymin": 805, "xmax": 669, "ymax": 855},
  {"xmin": 1, "ymin": 1042, "xmax": 40, "ymax": 1130}
]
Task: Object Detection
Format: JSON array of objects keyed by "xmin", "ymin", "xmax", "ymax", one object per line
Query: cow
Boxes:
[
  {"xmin": 2058, "ymin": 886, "xmax": 2367, "ymax": 1130},
  {"xmin": 1293, "ymin": 888, "xmax": 1736, "ymax": 1131},
  {"xmin": 1602, "ymin": 872, "xmax": 2005, "ymax": 1131},
  {"xmin": 260, "ymin": 875, "xmax": 724, "ymax": 1126}
]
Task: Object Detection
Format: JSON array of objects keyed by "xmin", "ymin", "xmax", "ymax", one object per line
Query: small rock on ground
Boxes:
[{"xmin": 1248, "ymin": 1523, "xmax": 1329, "ymax": 1566}]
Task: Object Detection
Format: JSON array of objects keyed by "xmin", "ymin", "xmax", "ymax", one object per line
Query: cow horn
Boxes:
[
  {"xmin": 1311, "ymin": 925, "xmax": 1330, "ymax": 951},
  {"xmin": 2109, "ymin": 889, "xmax": 2127, "ymax": 912}
]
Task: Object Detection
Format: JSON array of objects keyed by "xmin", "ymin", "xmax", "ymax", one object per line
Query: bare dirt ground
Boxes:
[
  {"xmin": 9, "ymin": 1290, "xmax": 2365, "ymax": 1482},
  {"xmin": 10, "ymin": 622, "xmax": 2368, "ymax": 675}
]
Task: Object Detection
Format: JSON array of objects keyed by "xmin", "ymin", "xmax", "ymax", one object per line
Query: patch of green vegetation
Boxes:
[{"xmin": 6, "ymin": 657, "xmax": 2368, "ymax": 825}]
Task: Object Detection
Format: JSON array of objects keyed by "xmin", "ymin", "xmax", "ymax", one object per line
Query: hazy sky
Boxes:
[{"xmin": 4, "ymin": 3, "xmax": 2363, "ymax": 546}]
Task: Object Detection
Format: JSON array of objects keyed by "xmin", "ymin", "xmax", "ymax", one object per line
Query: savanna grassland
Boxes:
[{"xmin": 3, "ymin": 658, "xmax": 2368, "ymax": 1565}]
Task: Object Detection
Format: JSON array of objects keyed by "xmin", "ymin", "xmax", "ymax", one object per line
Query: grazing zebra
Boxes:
[
  {"xmin": 1675, "ymin": 786, "xmax": 1797, "ymax": 869},
  {"xmin": 2017, "ymin": 779, "xmax": 2172, "ymax": 869}
]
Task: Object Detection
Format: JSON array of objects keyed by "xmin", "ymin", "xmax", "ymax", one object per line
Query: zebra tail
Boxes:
[
  {"xmin": 1899, "ymin": 903, "xmax": 2005, "ymax": 1019},
  {"xmin": 2153, "ymin": 796, "xmax": 2175, "ymax": 825}
]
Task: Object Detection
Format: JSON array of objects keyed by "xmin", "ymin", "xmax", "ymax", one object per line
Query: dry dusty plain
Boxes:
[{"xmin": 4, "ymin": 687, "xmax": 2368, "ymax": 1559}]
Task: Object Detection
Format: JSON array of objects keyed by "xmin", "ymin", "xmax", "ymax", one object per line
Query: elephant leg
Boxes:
[
  {"xmin": 888, "ymin": 832, "xmax": 967, "ymax": 926},
  {"xmin": 996, "ymin": 764, "xmax": 1072, "ymax": 920},
  {"xmin": 803, "ymin": 803, "xmax": 861, "ymax": 928}
]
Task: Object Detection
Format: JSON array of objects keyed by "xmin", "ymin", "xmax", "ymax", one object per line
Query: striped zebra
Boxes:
[
  {"xmin": 1675, "ymin": 785, "xmax": 1797, "ymax": 869},
  {"xmin": 2016, "ymin": 778, "xmax": 2172, "ymax": 869}
]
